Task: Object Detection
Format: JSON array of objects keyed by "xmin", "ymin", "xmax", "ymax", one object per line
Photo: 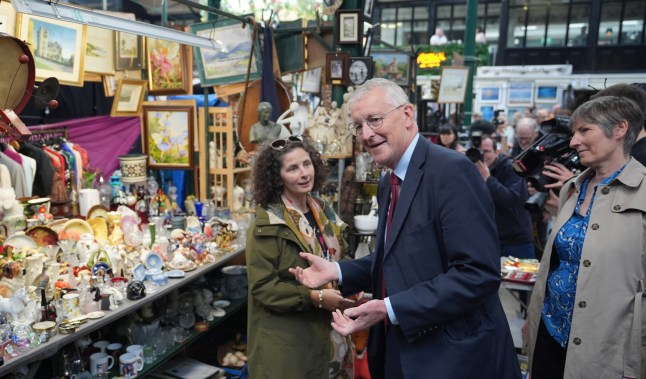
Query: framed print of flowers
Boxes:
[{"xmin": 146, "ymin": 37, "xmax": 192, "ymax": 95}]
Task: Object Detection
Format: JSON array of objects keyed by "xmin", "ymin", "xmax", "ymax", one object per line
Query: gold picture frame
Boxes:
[
  {"xmin": 85, "ymin": 26, "xmax": 115, "ymax": 75},
  {"xmin": 16, "ymin": 14, "xmax": 87, "ymax": 86},
  {"xmin": 111, "ymin": 79, "xmax": 146, "ymax": 116}
]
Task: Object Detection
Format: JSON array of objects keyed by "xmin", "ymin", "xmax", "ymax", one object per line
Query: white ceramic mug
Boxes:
[
  {"xmin": 93, "ymin": 340, "xmax": 110, "ymax": 353},
  {"xmin": 119, "ymin": 353, "xmax": 139, "ymax": 378},
  {"xmin": 107, "ymin": 342, "xmax": 123, "ymax": 360},
  {"xmin": 126, "ymin": 344, "xmax": 144, "ymax": 370},
  {"xmin": 90, "ymin": 352, "xmax": 114, "ymax": 376}
]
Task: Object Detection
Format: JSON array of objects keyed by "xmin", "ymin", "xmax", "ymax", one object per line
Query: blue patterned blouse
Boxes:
[{"xmin": 541, "ymin": 165, "xmax": 626, "ymax": 347}]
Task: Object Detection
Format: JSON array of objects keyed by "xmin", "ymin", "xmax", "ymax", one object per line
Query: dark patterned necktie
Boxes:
[{"xmin": 382, "ymin": 172, "xmax": 401, "ymax": 331}]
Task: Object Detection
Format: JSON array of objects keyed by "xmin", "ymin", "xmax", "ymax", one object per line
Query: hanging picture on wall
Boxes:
[
  {"xmin": 508, "ymin": 83, "xmax": 534, "ymax": 106},
  {"xmin": 103, "ymin": 74, "xmax": 117, "ymax": 97},
  {"xmin": 336, "ymin": 10, "xmax": 362, "ymax": 45},
  {"xmin": 348, "ymin": 57, "xmax": 373, "ymax": 86},
  {"xmin": 142, "ymin": 101, "xmax": 196, "ymax": 169},
  {"xmin": 535, "ymin": 85, "xmax": 559, "ymax": 103},
  {"xmin": 437, "ymin": 67, "xmax": 469, "ymax": 103},
  {"xmin": 111, "ymin": 79, "xmax": 146, "ymax": 116},
  {"xmin": 325, "ymin": 52, "xmax": 349, "ymax": 85},
  {"xmin": 115, "ymin": 31, "xmax": 145, "ymax": 70},
  {"xmin": 479, "ymin": 86, "xmax": 501, "ymax": 103},
  {"xmin": 85, "ymin": 26, "xmax": 115, "ymax": 75},
  {"xmin": 363, "ymin": 0, "xmax": 375, "ymax": 23},
  {"xmin": 0, "ymin": 1, "xmax": 16, "ymax": 35},
  {"xmin": 146, "ymin": 37, "xmax": 192, "ymax": 95},
  {"xmin": 301, "ymin": 67, "xmax": 322, "ymax": 93},
  {"xmin": 372, "ymin": 51, "xmax": 411, "ymax": 86},
  {"xmin": 16, "ymin": 14, "xmax": 87, "ymax": 86},
  {"xmin": 190, "ymin": 18, "xmax": 261, "ymax": 86}
]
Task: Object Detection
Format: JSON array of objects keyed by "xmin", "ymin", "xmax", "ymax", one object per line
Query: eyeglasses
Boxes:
[
  {"xmin": 347, "ymin": 104, "xmax": 406, "ymax": 136},
  {"xmin": 270, "ymin": 135, "xmax": 304, "ymax": 150}
]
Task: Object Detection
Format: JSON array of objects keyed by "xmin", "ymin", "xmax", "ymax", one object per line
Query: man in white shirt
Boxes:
[{"xmin": 430, "ymin": 28, "xmax": 448, "ymax": 45}]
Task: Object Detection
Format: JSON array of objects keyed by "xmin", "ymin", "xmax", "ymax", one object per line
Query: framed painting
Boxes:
[
  {"xmin": 372, "ymin": 51, "xmax": 411, "ymax": 86},
  {"xmin": 301, "ymin": 67, "xmax": 322, "ymax": 93},
  {"xmin": 508, "ymin": 83, "xmax": 534, "ymax": 106},
  {"xmin": 479, "ymin": 86, "xmax": 500, "ymax": 103},
  {"xmin": 16, "ymin": 14, "xmax": 86, "ymax": 86},
  {"xmin": 85, "ymin": 26, "xmax": 115, "ymax": 75},
  {"xmin": 437, "ymin": 67, "xmax": 469, "ymax": 103},
  {"xmin": 348, "ymin": 57, "xmax": 373, "ymax": 86},
  {"xmin": 480, "ymin": 106, "xmax": 495, "ymax": 121},
  {"xmin": 142, "ymin": 102, "xmax": 196, "ymax": 169},
  {"xmin": 325, "ymin": 52, "xmax": 349, "ymax": 85},
  {"xmin": 110, "ymin": 79, "xmax": 146, "ymax": 116},
  {"xmin": 363, "ymin": 0, "xmax": 375, "ymax": 23},
  {"xmin": 103, "ymin": 74, "xmax": 117, "ymax": 97},
  {"xmin": 146, "ymin": 37, "xmax": 192, "ymax": 95},
  {"xmin": 0, "ymin": 1, "xmax": 16, "ymax": 35},
  {"xmin": 115, "ymin": 31, "xmax": 145, "ymax": 70},
  {"xmin": 190, "ymin": 18, "xmax": 261, "ymax": 86},
  {"xmin": 535, "ymin": 85, "xmax": 559, "ymax": 103},
  {"xmin": 336, "ymin": 10, "xmax": 362, "ymax": 45}
]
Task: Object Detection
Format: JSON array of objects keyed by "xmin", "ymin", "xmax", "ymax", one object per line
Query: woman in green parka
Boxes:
[{"xmin": 246, "ymin": 136, "xmax": 355, "ymax": 379}]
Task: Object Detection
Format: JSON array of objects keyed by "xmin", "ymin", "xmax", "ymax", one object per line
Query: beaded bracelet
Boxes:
[{"xmin": 318, "ymin": 290, "xmax": 323, "ymax": 308}]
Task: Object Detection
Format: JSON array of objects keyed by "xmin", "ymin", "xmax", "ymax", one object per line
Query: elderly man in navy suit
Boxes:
[{"xmin": 290, "ymin": 78, "xmax": 520, "ymax": 378}]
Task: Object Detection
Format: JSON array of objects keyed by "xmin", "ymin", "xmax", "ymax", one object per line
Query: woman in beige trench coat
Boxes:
[{"xmin": 525, "ymin": 96, "xmax": 646, "ymax": 378}]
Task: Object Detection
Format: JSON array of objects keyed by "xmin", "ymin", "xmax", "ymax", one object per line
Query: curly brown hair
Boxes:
[{"xmin": 251, "ymin": 137, "xmax": 328, "ymax": 207}]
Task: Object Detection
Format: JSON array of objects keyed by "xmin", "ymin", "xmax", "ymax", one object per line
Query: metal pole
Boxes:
[{"xmin": 462, "ymin": 0, "xmax": 478, "ymax": 129}]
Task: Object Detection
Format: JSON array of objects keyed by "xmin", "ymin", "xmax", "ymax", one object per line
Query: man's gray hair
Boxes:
[{"xmin": 347, "ymin": 78, "xmax": 409, "ymax": 110}]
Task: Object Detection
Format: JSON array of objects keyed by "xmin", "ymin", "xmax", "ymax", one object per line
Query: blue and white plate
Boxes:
[
  {"xmin": 165, "ymin": 269, "xmax": 185, "ymax": 279},
  {"xmin": 132, "ymin": 263, "xmax": 146, "ymax": 282},
  {"xmin": 145, "ymin": 252, "xmax": 163, "ymax": 271}
]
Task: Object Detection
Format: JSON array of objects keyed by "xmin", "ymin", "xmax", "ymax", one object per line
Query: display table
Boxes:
[{"xmin": 0, "ymin": 247, "xmax": 245, "ymax": 377}]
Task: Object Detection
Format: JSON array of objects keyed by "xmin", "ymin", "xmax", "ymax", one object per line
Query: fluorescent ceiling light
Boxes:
[{"xmin": 12, "ymin": 0, "xmax": 220, "ymax": 50}]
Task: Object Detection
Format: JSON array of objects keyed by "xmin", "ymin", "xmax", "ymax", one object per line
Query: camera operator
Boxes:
[{"xmin": 474, "ymin": 134, "xmax": 535, "ymax": 260}]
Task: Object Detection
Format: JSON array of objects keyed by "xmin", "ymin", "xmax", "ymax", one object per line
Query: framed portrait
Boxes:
[
  {"xmin": 190, "ymin": 18, "xmax": 261, "ymax": 86},
  {"xmin": 479, "ymin": 86, "xmax": 500, "ymax": 103},
  {"xmin": 146, "ymin": 37, "xmax": 192, "ymax": 95},
  {"xmin": 364, "ymin": 27, "xmax": 375, "ymax": 56},
  {"xmin": 85, "ymin": 26, "xmax": 115, "ymax": 75},
  {"xmin": 16, "ymin": 14, "xmax": 86, "ymax": 87},
  {"xmin": 336, "ymin": 10, "xmax": 362, "ymax": 45},
  {"xmin": 363, "ymin": 0, "xmax": 375, "ymax": 23},
  {"xmin": 372, "ymin": 51, "xmax": 411, "ymax": 86},
  {"xmin": 0, "ymin": 1, "xmax": 16, "ymax": 35},
  {"xmin": 142, "ymin": 101, "xmax": 196, "ymax": 169},
  {"xmin": 110, "ymin": 79, "xmax": 146, "ymax": 116},
  {"xmin": 115, "ymin": 31, "xmax": 145, "ymax": 70},
  {"xmin": 348, "ymin": 57, "xmax": 373, "ymax": 86},
  {"xmin": 325, "ymin": 52, "xmax": 349, "ymax": 85},
  {"xmin": 301, "ymin": 67, "xmax": 322, "ymax": 93},
  {"xmin": 535, "ymin": 85, "xmax": 559, "ymax": 103},
  {"xmin": 437, "ymin": 67, "xmax": 470, "ymax": 104},
  {"xmin": 508, "ymin": 83, "xmax": 534, "ymax": 106},
  {"xmin": 102, "ymin": 74, "xmax": 117, "ymax": 97}
]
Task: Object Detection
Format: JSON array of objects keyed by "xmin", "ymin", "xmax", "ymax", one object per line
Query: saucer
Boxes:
[
  {"xmin": 165, "ymin": 269, "xmax": 185, "ymax": 279},
  {"xmin": 212, "ymin": 300, "xmax": 230, "ymax": 308},
  {"xmin": 87, "ymin": 311, "xmax": 105, "ymax": 319}
]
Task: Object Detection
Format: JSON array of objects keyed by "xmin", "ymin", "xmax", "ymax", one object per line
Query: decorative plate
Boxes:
[
  {"xmin": 92, "ymin": 262, "xmax": 113, "ymax": 277},
  {"xmin": 132, "ymin": 263, "xmax": 146, "ymax": 282},
  {"xmin": 165, "ymin": 269, "xmax": 185, "ymax": 279},
  {"xmin": 25, "ymin": 225, "xmax": 58, "ymax": 247},
  {"xmin": 145, "ymin": 252, "xmax": 163, "ymax": 271},
  {"xmin": 212, "ymin": 300, "xmax": 230, "ymax": 308},
  {"xmin": 87, "ymin": 311, "xmax": 105, "ymax": 319},
  {"xmin": 167, "ymin": 261, "xmax": 197, "ymax": 272},
  {"xmin": 59, "ymin": 219, "xmax": 94, "ymax": 241},
  {"xmin": 86, "ymin": 204, "xmax": 109, "ymax": 220},
  {"xmin": 3, "ymin": 234, "xmax": 37, "ymax": 250}
]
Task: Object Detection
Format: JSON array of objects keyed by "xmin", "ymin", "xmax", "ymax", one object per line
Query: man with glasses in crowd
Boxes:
[{"xmin": 290, "ymin": 78, "xmax": 520, "ymax": 378}]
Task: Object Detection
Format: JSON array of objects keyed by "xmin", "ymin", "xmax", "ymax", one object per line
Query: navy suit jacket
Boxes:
[{"xmin": 340, "ymin": 137, "xmax": 520, "ymax": 379}]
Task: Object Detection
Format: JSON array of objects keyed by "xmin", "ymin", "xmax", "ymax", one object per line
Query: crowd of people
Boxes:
[{"xmin": 244, "ymin": 78, "xmax": 646, "ymax": 379}]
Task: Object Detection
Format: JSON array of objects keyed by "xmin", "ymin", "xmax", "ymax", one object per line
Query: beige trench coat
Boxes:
[{"xmin": 525, "ymin": 158, "xmax": 646, "ymax": 378}]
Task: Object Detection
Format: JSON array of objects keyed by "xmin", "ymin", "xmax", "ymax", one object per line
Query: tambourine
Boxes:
[{"xmin": 0, "ymin": 32, "xmax": 35, "ymax": 139}]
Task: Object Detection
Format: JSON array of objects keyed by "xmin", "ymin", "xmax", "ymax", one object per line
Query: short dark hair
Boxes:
[
  {"xmin": 251, "ymin": 138, "xmax": 328, "ymax": 207},
  {"xmin": 591, "ymin": 83, "xmax": 646, "ymax": 130},
  {"xmin": 470, "ymin": 119, "xmax": 496, "ymax": 136}
]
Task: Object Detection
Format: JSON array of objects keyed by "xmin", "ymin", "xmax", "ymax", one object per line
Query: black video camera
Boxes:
[
  {"xmin": 492, "ymin": 109, "xmax": 505, "ymax": 127},
  {"xmin": 512, "ymin": 117, "xmax": 584, "ymax": 214},
  {"xmin": 465, "ymin": 130, "xmax": 483, "ymax": 162}
]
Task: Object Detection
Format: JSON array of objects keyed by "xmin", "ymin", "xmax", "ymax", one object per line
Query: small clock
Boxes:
[{"xmin": 348, "ymin": 57, "xmax": 373, "ymax": 86}]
